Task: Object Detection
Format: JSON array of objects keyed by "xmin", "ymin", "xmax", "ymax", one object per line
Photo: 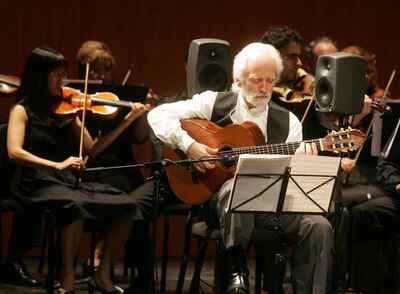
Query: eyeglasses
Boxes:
[{"xmin": 48, "ymin": 70, "xmax": 67, "ymax": 79}]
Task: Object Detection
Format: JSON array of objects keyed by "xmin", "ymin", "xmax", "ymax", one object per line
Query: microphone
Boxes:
[{"xmin": 220, "ymin": 155, "xmax": 238, "ymax": 165}]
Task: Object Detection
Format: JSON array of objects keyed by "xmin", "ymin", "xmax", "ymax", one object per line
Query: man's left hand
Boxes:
[{"xmin": 295, "ymin": 142, "xmax": 318, "ymax": 156}]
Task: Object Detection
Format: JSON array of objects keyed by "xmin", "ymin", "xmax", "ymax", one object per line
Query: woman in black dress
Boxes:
[{"xmin": 7, "ymin": 46, "xmax": 147, "ymax": 293}]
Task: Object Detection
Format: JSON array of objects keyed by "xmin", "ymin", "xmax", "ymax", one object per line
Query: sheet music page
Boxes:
[
  {"xmin": 283, "ymin": 155, "xmax": 341, "ymax": 213},
  {"xmin": 229, "ymin": 154, "xmax": 292, "ymax": 212}
]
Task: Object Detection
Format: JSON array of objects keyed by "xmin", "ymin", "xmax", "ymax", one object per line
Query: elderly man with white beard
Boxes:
[{"xmin": 148, "ymin": 42, "xmax": 333, "ymax": 294}]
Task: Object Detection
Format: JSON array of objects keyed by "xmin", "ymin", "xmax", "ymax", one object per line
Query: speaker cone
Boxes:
[
  {"xmin": 199, "ymin": 64, "xmax": 228, "ymax": 91},
  {"xmin": 315, "ymin": 77, "xmax": 333, "ymax": 108}
]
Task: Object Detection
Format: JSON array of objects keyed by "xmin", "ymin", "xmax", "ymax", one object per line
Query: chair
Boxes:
[
  {"xmin": 0, "ymin": 198, "xmax": 24, "ymax": 262},
  {"xmin": 0, "ymin": 124, "xmax": 55, "ymax": 293},
  {"xmin": 0, "ymin": 123, "xmax": 22, "ymax": 262},
  {"xmin": 159, "ymin": 202, "xmax": 193, "ymax": 293},
  {"xmin": 177, "ymin": 220, "xmax": 286, "ymax": 294},
  {"xmin": 0, "ymin": 123, "xmax": 99, "ymax": 294}
]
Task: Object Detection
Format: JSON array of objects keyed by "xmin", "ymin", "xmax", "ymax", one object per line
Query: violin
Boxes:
[
  {"xmin": 52, "ymin": 87, "xmax": 136, "ymax": 119},
  {"xmin": 285, "ymin": 74, "xmax": 315, "ymax": 104},
  {"xmin": 371, "ymin": 100, "xmax": 392, "ymax": 116},
  {"xmin": 274, "ymin": 74, "xmax": 316, "ymax": 124},
  {"xmin": 0, "ymin": 74, "xmax": 20, "ymax": 96}
]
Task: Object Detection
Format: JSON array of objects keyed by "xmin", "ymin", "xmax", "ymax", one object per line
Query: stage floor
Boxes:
[{"xmin": 0, "ymin": 257, "xmax": 295, "ymax": 293}]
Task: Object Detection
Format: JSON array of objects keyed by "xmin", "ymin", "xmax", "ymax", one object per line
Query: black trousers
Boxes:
[{"xmin": 350, "ymin": 195, "xmax": 400, "ymax": 293}]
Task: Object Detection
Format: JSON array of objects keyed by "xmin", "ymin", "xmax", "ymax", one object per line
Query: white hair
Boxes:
[{"xmin": 232, "ymin": 42, "xmax": 283, "ymax": 90}]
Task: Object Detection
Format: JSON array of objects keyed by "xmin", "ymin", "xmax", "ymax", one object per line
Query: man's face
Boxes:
[
  {"xmin": 311, "ymin": 41, "xmax": 337, "ymax": 72},
  {"xmin": 313, "ymin": 41, "xmax": 337, "ymax": 57},
  {"xmin": 280, "ymin": 41, "xmax": 302, "ymax": 83},
  {"xmin": 48, "ymin": 67, "xmax": 66, "ymax": 96},
  {"xmin": 238, "ymin": 58, "xmax": 276, "ymax": 109}
]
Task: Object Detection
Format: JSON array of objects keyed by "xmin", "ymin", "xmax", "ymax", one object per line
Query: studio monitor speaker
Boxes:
[
  {"xmin": 315, "ymin": 52, "xmax": 365, "ymax": 115},
  {"xmin": 187, "ymin": 38, "xmax": 231, "ymax": 98}
]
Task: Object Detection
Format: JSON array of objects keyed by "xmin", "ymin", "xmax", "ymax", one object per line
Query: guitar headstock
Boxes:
[{"xmin": 322, "ymin": 128, "xmax": 365, "ymax": 153}]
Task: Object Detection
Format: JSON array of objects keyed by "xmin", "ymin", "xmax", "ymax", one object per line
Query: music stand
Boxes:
[
  {"xmin": 228, "ymin": 155, "xmax": 340, "ymax": 214},
  {"xmin": 227, "ymin": 154, "xmax": 341, "ymax": 293}
]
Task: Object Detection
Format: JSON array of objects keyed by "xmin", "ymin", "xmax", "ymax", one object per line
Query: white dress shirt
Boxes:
[{"xmin": 147, "ymin": 90, "xmax": 302, "ymax": 153}]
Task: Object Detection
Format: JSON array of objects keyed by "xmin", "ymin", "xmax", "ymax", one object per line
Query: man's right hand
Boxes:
[{"xmin": 186, "ymin": 142, "xmax": 218, "ymax": 173}]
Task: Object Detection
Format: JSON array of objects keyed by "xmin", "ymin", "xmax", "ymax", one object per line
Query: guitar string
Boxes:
[{"xmin": 216, "ymin": 137, "xmax": 353, "ymax": 156}]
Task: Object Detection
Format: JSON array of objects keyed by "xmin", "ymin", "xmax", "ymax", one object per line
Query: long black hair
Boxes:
[{"xmin": 17, "ymin": 46, "xmax": 68, "ymax": 122}]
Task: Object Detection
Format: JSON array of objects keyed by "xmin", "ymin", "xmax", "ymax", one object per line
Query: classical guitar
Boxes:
[{"xmin": 163, "ymin": 118, "xmax": 365, "ymax": 205}]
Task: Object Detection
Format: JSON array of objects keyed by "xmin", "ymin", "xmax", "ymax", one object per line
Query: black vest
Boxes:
[{"xmin": 210, "ymin": 91, "xmax": 290, "ymax": 144}]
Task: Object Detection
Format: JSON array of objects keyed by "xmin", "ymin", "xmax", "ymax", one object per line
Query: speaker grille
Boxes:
[
  {"xmin": 315, "ymin": 77, "xmax": 333, "ymax": 108},
  {"xmin": 199, "ymin": 64, "xmax": 229, "ymax": 92}
]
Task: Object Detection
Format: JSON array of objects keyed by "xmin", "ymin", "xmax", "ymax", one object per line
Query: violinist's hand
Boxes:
[
  {"xmin": 186, "ymin": 142, "xmax": 218, "ymax": 174},
  {"xmin": 352, "ymin": 95, "xmax": 372, "ymax": 127},
  {"xmin": 396, "ymin": 183, "xmax": 400, "ymax": 194},
  {"xmin": 341, "ymin": 157, "xmax": 356, "ymax": 174},
  {"xmin": 54, "ymin": 156, "xmax": 85, "ymax": 171},
  {"xmin": 295, "ymin": 142, "xmax": 318, "ymax": 156},
  {"xmin": 124, "ymin": 102, "xmax": 147, "ymax": 124}
]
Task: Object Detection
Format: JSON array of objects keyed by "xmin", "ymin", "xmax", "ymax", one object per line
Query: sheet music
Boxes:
[
  {"xmin": 283, "ymin": 155, "xmax": 340, "ymax": 213},
  {"xmin": 229, "ymin": 154, "xmax": 291, "ymax": 212},
  {"xmin": 228, "ymin": 154, "xmax": 340, "ymax": 214}
]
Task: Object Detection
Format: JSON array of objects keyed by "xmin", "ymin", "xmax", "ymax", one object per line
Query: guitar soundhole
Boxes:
[{"xmin": 218, "ymin": 146, "xmax": 236, "ymax": 168}]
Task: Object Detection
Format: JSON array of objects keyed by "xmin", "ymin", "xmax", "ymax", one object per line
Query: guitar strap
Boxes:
[{"xmin": 210, "ymin": 91, "xmax": 290, "ymax": 144}]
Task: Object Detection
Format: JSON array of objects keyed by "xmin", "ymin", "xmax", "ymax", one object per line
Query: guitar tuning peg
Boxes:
[{"xmin": 340, "ymin": 127, "xmax": 344, "ymax": 131}]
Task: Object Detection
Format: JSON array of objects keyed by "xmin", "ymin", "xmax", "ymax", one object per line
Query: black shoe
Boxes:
[
  {"xmin": 225, "ymin": 268, "xmax": 250, "ymax": 294},
  {"xmin": 225, "ymin": 246, "xmax": 250, "ymax": 294},
  {"xmin": 0, "ymin": 260, "xmax": 41, "ymax": 287}
]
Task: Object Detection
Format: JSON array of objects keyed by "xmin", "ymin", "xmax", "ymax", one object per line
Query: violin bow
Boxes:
[
  {"xmin": 352, "ymin": 69, "xmax": 396, "ymax": 164},
  {"xmin": 121, "ymin": 66, "xmax": 132, "ymax": 86},
  {"xmin": 78, "ymin": 61, "xmax": 90, "ymax": 160},
  {"xmin": 75, "ymin": 61, "xmax": 90, "ymax": 187},
  {"xmin": 342, "ymin": 69, "xmax": 396, "ymax": 185},
  {"xmin": 300, "ymin": 94, "xmax": 315, "ymax": 124}
]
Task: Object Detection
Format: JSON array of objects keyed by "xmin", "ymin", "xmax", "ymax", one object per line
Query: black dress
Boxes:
[{"xmin": 11, "ymin": 110, "xmax": 143, "ymax": 228}]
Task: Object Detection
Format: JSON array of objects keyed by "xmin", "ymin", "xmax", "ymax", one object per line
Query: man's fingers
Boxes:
[
  {"xmin": 206, "ymin": 146, "xmax": 219, "ymax": 155},
  {"xmin": 311, "ymin": 142, "xmax": 318, "ymax": 155},
  {"xmin": 194, "ymin": 163, "xmax": 206, "ymax": 174}
]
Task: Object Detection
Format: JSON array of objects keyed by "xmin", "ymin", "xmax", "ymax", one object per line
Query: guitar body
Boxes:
[{"xmin": 163, "ymin": 119, "xmax": 265, "ymax": 205}]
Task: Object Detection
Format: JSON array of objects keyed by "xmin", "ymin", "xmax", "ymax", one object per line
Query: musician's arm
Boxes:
[
  {"xmin": 377, "ymin": 154, "xmax": 400, "ymax": 195},
  {"xmin": 147, "ymin": 91, "xmax": 217, "ymax": 153},
  {"xmin": 286, "ymin": 112, "xmax": 303, "ymax": 142},
  {"xmin": 351, "ymin": 95, "xmax": 372, "ymax": 127}
]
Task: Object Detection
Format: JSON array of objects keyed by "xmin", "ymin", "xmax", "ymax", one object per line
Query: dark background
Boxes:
[
  {"xmin": 1, "ymin": 0, "xmax": 399, "ymax": 257},
  {"xmin": 1, "ymin": 0, "xmax": 399, "ymax": 98}
]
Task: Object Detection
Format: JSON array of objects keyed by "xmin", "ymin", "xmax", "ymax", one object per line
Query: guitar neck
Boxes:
[
  {"xmin": 91, "ymin": 97, "xmax": 131, "ymax": 109},
  {"xmin": 231, "ymin": 139, "xmax": 323, "ymax": 156}
]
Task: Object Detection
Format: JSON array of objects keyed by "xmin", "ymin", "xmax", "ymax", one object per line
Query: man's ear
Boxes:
[{"xmin": 235, "ymin": 78, "xmax": 243, "ymax": 87}]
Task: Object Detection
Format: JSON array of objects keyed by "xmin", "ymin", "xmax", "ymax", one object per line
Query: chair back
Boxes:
[{"xmin": 0, "ymin": 124, "xmax": 16, "ymax": 199}]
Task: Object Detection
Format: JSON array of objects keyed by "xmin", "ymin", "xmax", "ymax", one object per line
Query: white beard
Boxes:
[{"xmin": 242, "ymin": 88, "xmax": 271, "ymax": 111}]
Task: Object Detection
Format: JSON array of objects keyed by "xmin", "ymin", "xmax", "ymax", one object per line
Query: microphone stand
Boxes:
[{"xmin": 85, "ymin": 155, "xmax": 235, "ymax": 294}]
